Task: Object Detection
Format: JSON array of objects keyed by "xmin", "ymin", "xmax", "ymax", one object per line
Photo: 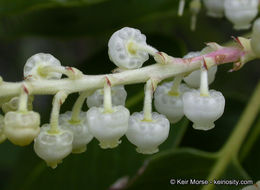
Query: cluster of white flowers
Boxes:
[
  {"xmin": 179, "ymin": 0, "xmax": 259, "ymax": 31},
  {"xmin": 0, "ymin": 24, "xmax": 258, "ymax": 169}
]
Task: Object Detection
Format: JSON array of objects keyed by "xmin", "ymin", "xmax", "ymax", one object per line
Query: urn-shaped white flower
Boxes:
[
  {"xmin": 86, "ymin": 106, "xmax": 129, "ymax": 149},
  {"xmin": 183, "ymin": 89, "xmax": 225, "ymax": 130},
  {"xmin": 34, "ymin": 124, "xmax": 73, "ymax": 169},
  {"xmin": 154, "ymin": 81, "xmax": 190, "ymax": 123},
  {"xmin": 59, "ymin": 111, "xmax": 93, "ymax": 153},
  {"xmin": 4, "ymin": 111, "xmax": 40, "ymax": 146},
  {"xmin": 126, "ymin": 112, "xmax": 170, "ymax": 154},
  {"xmin": 224, "ymin": 0, "xmax": 259, "ymax": 30}
]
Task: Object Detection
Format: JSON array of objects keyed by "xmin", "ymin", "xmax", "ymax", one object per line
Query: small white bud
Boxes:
[
  {"xmin": 87, "ymin": 85, "xmax": 127, "ymax": 108},
  {"xmin": 154, "ymin": 82, "xmax": 190, "ymax": 123},
  {"xmin": 224, "ymin": 0, "xmax": 259, "ymax": 30},
  {"xmin": 108, "ymin": 27, "xmax": 150, "ymax": 69},
  {"xmin": 34, "ymin": 124, "xmax": 73, "ymax": 169},
  {"xmin": 183, "ymin": 52, "xmax": 217, "ymax": 88},
  {"xmin": 203, "ymin": 0, "xmax": 225, "ymax": 18},
  {"xmin": 24, "ymin": 53, "xmax": 62, "ymax": 80},
  {"xmin": 86, "ymin": 106, "xmax": 129, "ymax": 149},
  {"xmin": 183, "ymin": 89, "xmax": 225, "ymax": 130},
  {"xmin": 4, "ymin": 111, "xmax": 40, "ymax": 146},
  {"xmin": 126, "ymin": 112, "xmax": 170, "ymax": 154},
  {"xmin": 59, "ymin": 111, "xmax": 93, "ymax": 154},
  {"xmin": 0, "ymin": 114, "xmax": 6, "ymax": 143}
]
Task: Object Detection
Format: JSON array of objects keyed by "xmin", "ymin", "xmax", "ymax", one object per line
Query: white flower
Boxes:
[
  {"xmin": 154, "ymin": 82, "xmax": 190, "ymax": 123},
  {"xmin": 224, "ymin": 0, "xmax": 259, "ymax": 30},
  {"xmin": 34, "ymin": 124, "xmax": 73, "ymax": 169},
  {"xmin": 183, "ymin": 52, "xmax": 217, "ymax": 88},
  {"xmin": 59, "ymin": 111, "xmax": 93, "ymax": 153},
  {"xmin": 86, "ymin": 105, "xmax": 129, "ymax": 149},
  {"xmin": 126, "ymin": 112, "xmax": 170, "ymax": 154},
  {"xmin": 4, "ymin": 111, "xmax": 40, "ymax": 146},
  {"xmin": 24, "ymin": 53, "xmax": 62, "ymax": 80},
  {"xmin": 108, "ymin": 27, "xmax": 156, "ymax": 69},
  {"xmin": 87, "ymin": 85, "xmax": 127, "ymax": 108},
  {"xmin": 203, "ymin": 0, "xmax": 225, "ymax": 18},
  {"xmin": 183, "ymin": 89, "xmax": 225, "ymax": 130}
]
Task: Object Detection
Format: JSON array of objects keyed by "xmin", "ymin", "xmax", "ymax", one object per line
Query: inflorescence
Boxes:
[{"xmin": 0, "ymin": 18, "xmax": 259, "ymax": 169}]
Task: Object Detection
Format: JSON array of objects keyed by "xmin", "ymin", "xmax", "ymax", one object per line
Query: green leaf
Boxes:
[
  {"xmin": 125, "ymin": 148, "xmax": 249, "ymax": 190},
  {"xmin": 0, "ymin": 0, "xmax": 180, "ymax": 38}
]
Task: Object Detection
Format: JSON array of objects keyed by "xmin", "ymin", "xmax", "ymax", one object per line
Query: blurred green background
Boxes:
[{"xmin": 0, "ymin": 0, "xmax": 259, "ymax": 190}]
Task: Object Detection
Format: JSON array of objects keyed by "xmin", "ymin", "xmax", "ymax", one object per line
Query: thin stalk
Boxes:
[
  {"xmin": 40, "ymin": 65, "xmax": 81, "ymax": 79},
  {"xmin": 200, "ymin": 68, "xmax": 209, "ymax": 96},
  {"xmin": 169, "ymin": 75, "xmax": 183, "ymax": 96},
  {"xmin": 128, "ymin": 42, "xmax": 158, "ymax": 56},
  {"xmin": 49, "ymin": 91, "xmax": 68, "ymax": 134},
  {"xmin": 143, "ymin": 79, "xmax": 153, "ymax": 121},
  {"xmin": 103, "ymin": 78, "xmax": 113, "ymax": 113},
  {"xmin": 18, "ymin": 85, "xmax": 29, "ymax": 112},
  {"xmin": 70, "ymin": 91, "xmax": 91, "ymax": 122},
  {"xmin": 202, "ymin": 81, "xmax": 260, "ymax": 190}
]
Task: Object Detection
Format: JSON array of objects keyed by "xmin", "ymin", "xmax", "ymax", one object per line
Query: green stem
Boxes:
[
  {"xmin": 70, "ymin": 91, "xmax": 91, "ymax": 122},
  {"xmin": 239, "ymin": 116, "xmax": 260, "ymax": 162},
  {"xmin": 103, "ymin": 78, "xmax": 113, "ymax": 113},
  {"xmin": 39, "ymin": 65, "xmax": 81, "ymax": 80},
  {"xmin": 49, "ymin": 91, "xmax": 68, "ymax": 134},
  {"xmin": 143, "ymin": 79, "xmax": 153, "ymax": 121},
  {"xmin": 200, "ymin": 68, "xmax": 209, "ymax": 96},
  {"xmin": 18, "ymin": 85, "xmax": 28, "ymax": 112},
  {"xmin": 168, "ymin": 75, "xmax": 183, "ymax": 96},
  {"xmin": 202, "ymin": 81, "xmax": 260, "ymax": 190}
]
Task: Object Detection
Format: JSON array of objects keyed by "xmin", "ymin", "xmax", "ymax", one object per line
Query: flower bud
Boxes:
[
  {"xmin": 24, "ymin": 53, "xmax": 62, "ymax": 80},
  {"xmin": 108, "ymin": 27, "xmax": 150, "ymax": 69},
  {"xmin": 126, "ymin": 112, "xmax": 170, "ymax": 154},
  {"xmin": 4, "ymin": 111, "xmax": 40, "ymax": 146}
]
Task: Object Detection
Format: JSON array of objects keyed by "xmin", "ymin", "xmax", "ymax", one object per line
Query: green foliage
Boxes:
[{"xmin": 0, "ymin": 1, "xmax": 259, "ymax": 190}]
